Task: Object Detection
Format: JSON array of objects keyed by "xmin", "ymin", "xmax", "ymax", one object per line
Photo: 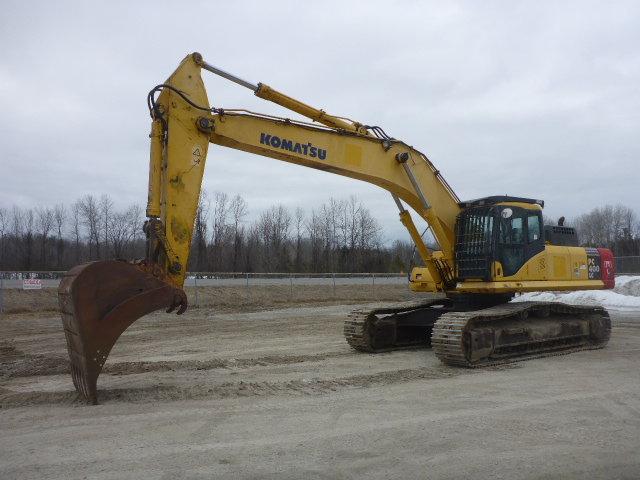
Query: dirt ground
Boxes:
[{"xmin": 1, "ymin": 287, "xmax": 640, "ymax": 479}]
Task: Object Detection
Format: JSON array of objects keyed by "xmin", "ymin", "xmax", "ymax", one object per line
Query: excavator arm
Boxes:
[
  {"xmin": 144, "ymin": 52, "xmax": 462, "ymax": 290},
  {"xmin": 59, "ymin": 52, "xmax": 462, "ymax": 403}
]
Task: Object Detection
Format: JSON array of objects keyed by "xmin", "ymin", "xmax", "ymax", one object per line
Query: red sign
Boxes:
[{"xmin": 22, "ymin": 279, "xmax": 43, "ymax": 290}]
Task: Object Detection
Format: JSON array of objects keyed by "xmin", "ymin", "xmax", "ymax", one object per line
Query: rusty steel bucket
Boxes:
[{"xmin": 58, "ymin": 260, "xmax": 187, "ymax": 404}]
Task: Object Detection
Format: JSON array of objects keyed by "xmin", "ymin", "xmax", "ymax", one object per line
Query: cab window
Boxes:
[
  {"xmin": 527, "ymin": 214, "xmax": 541, "ymax": 243},
  {"xmin": 498, "ymin": 215, "xmax": 524, "ymax": 244}
]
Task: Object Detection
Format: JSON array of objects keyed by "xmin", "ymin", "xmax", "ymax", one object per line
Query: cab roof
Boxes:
[{"xmin": 459, "ymin": 195, "xmax": 544, "ymax": 209}]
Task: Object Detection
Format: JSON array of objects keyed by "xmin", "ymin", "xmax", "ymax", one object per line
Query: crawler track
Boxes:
[
  {"xmin": 344, "ymin": 299, "xmax": 452, "ymax": 353},
  {"xmin": 431, "ymin": 301, "xmax": 611, "ymax": 367}
]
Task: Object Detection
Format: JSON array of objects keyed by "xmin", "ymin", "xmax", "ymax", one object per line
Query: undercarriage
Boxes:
[{"xmin": 344, "ymin": 295, "xmax": 611, "ymax": 366}]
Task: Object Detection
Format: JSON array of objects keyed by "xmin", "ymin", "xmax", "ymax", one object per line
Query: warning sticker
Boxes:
[{"xmin": 192, "ymin": 145, "xmax": 203, "ymax": 166}]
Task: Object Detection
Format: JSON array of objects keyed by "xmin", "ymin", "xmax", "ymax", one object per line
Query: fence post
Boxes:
[
  {"xmin": 332, "ymin": 273, "xmax": 336, "ymax": 298},
  {"xmin": 0, "ymin": 275, "xmax": 4, "ymax": 315},
  {"xmin": 372, "ymin": 273, "xmax": 376, "ymax": 297},
  {"xmin": 246, "ymin": 272, "xmax": 250, "ymax": 299},
  {"xmin": 194, "ymin": 275, "xmax": 199, "ymax": 308},
  {"xmin": 289, "ymin": 275, "xmax": 293, "ymax": 298}
]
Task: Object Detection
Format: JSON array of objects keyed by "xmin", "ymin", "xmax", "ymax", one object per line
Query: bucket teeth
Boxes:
[{"xmin": 58, "ymin": 260, "xmax": 187, "ymax": 404}]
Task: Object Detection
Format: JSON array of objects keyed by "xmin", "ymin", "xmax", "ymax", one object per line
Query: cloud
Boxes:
[{"xmin": 1, "ymin": 0, "xmax": 639, "ymax": 243}]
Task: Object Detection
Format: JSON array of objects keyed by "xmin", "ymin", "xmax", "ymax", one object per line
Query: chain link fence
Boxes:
[
  {"xmin": 2, "ymin": 256, "xmax": 639, "ymax": 313},
  {"xmin": 0, "ymin": 271, "xmax": 406, "ymax": 288},
  {"xmin": 0, "ymin": 270, "xmax": 407, "ymax": 313},
  {"xmin": 615, "ymin": 256, "xmax": 640, "ymax": 275}
]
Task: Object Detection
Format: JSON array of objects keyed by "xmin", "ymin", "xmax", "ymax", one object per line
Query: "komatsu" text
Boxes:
[{"xmin": 259, "ymin": 133, "xmax": 327, "ymax": 160}]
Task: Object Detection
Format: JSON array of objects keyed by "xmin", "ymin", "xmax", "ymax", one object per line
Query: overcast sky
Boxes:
[{"xmin": 1, "ymin": 1, "xmax": 638, "ymax": 243}]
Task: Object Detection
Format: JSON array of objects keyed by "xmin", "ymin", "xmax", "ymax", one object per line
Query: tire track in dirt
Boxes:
[
  {"xmin": 0, "ymin": 348, "xmax": 357, "ymax": 378},
  {"xmin": 0, "ymin": 364, "xmax": 519, "ymax": 408},
  {"xmin": 102, "ymin": 351, "xmax": 356, "ymax": 375}
]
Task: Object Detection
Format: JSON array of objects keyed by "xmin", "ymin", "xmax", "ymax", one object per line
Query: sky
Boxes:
[{"xmin": 1, "ymin": 0, "xmax": 639, "ymax": 244}]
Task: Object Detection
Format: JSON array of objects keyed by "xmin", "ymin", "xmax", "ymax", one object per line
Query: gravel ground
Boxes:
[{"xmin": 1, "ymin": 298, "xmax": 639, "ymax": 479}]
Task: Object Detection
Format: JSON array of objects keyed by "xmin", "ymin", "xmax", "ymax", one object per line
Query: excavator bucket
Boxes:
[{"xmin": 58, "ymin": 260, "xmax": 187, "ymax": 404}]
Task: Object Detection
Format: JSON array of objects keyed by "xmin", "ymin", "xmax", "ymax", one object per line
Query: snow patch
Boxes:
[
  {"xmin": 613, "ymin": 275, "xmax": 640, "ymax": 297},
  {"xmin": 512, "ymin": 276, "xmax": 640, "ymax": 311}
]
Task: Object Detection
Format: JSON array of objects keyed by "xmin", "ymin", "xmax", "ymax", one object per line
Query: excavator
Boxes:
[{"xmin": 58, "ymin": 53, "xmax": 615, "ymax": 404}]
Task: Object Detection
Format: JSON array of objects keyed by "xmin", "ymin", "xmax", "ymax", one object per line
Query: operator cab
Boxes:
[{"xmin": 455, "ymin": 196, "xmax": 546, "ymax": 281}]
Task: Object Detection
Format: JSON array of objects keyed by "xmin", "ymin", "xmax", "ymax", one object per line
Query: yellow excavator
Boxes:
[{"xmin": 59, "ymin": 53, "xmax": 616, "ymax": 404}]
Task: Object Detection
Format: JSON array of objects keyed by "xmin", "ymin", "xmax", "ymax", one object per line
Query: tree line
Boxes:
[
  {"xmin": 0, "ymin": 195, "xmax": 144, "ymax": 272},
  {"xmin": 0, "ymin": 193, "xmax": 413, "ymax": 273},
  {"xmin": 572, "ymin": 204, "xmax": 640, "ymax": 256},
  {"xmin": 0, "ymin": 193, "xmax": 637, "ymax": 273},
  {"xmin": 190, "ymin": 191, "xmax": 413, "ymax": 273}
]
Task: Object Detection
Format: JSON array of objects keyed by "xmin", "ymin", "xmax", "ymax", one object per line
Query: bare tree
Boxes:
[
  {"xmin": 54, "ymin": 204, "xmax": 66, "ymax": 269},
  {"xmin": 337, "ymin": 196, "xmax": 362, "ymax": 271},
  {"xmin": 389, "ymin": 239, "xmax": 414, "ymax": 273},
  {"xmin": 79, "ymin": 195, "xmax": 101, "ymax": 259},
  {"xmin": 12, "ymin": 207, "xmax": 35, "ymax": 270},
  {"xmin": 294, "ymin": 207, "xmax": 305, "ymax": 271},
  {"xmin": 320, "ymin": 199, "xmax": 340, "ymax": 271},
  {"xmin": 36, "ymin": 206, "xmax": 55, "ymax": 269},
  {"xmin": 192, "ymin": 190, "xmax": 210, "ymax": 271},
  {"xmin": 575, "ymin": 204, "xmax": 636, "ymax": 248},
  {"xmin": 306, "ymin": 208, "xmax": 324, "ymax": 272},
  {"xmin": 230, "ymin": 194, "xmax": 248, "ymax": 271},
  {"xmin": 127, "ymin": 204, "xmax": 143, "ymax": 243},
  {"xmin": 358, "ymin": 206, "xmax": 381, "ymax": 250},
  {"xmin": 0, "ymin": 207, "xmax": 6, "ymax": 269},
  {"xmin": 10, "ymin": 207, "xmax": 22, "ymax": 269},
  {"xmin": 210, "ymin": 192, "xmax": 229, "ymax": 271},
  {"xmin": 99, "ymin": 194, "xmax": 114, "ymax": 258},
  {"xmin": 244, "ymin": 223, "xmax": 260, "ymax": 272},
  {"xmin": 108, "ymin": 205, "xmax": 141, "ymax": 258},
  {"xmin": 257, "ymin": 204, "xmax": 291, "ymax": 271},
  {"xmin": 618, "ymin": 206, "xmax": 637, "ymax": 239},
  {"xmin": 272, "ymin": 204, "xmax": 292, "ymax": 270},
  {"xmin": 70, "ymin": 201, "xmax": 83, "ymax": 262}
]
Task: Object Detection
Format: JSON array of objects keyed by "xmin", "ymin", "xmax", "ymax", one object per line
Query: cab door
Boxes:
[
  {"xmin": 496, "ymin": 207, "xmax": 526, "ymax": 277},
  {"xmin": 496, "ymin": 207, "xmax": 545, "ymax": 278},
  {"xmin": 525, "ymin": 212, "xmax": 544, "ymax": 259}
]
